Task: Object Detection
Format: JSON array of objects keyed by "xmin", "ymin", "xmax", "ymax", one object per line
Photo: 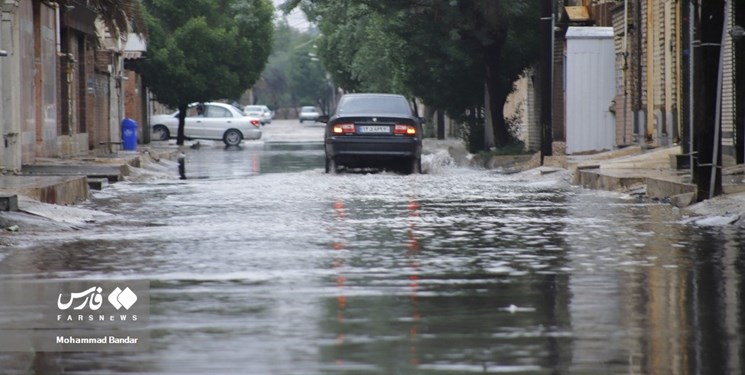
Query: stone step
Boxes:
[
  {"xmin": 0, "ymin": 194, "xmax": 18, "ymax": 212},
  {"xmin": 21, "ymin": 164, "xmax": 125, "ymax": 183},
  {"xmin": 0, "ymin": 175, "xmax": 89, "ymax": 205},
  {"xmin": 87, "ymin": 178, "xmax": 109, "ymax": 191}
]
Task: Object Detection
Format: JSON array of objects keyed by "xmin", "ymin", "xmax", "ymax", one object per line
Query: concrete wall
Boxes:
[
  {"xmin": 82, "ymin": 33, "xmax": 96, "ymax": 149},
  {"xmin": 504, "ymin": 70, "xmax": 541, "ymax": 152},
  {"xmin": 1, "ymin": 0, "xmax": 22, "ymax": 172},
  {"xmin": 611, "ymin": 4, "xmax": 634, "ymax": 146},
  {"xmin": 36, "ymin": 1, "xmax": 59, "ymax": 158},
  {"xmin": 93, "ymin": 70, "xmax": 111, "ymax": 151},
  {"xmin": 19, "ymin": 0, "xmax": 34, "ymax": 163},
  {"xmin": 56, "ymin": 33, "xmax": 88, "ymax": 157}
]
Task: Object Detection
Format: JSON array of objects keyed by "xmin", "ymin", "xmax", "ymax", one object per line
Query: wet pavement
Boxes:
[{"xmin": 0, "ymin": 121, "xmax": 743, "ymax": 374}]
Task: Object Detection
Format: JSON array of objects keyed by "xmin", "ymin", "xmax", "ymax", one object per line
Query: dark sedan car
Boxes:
[{"xmin": 320, "ymin": 94, "xmax": 423, "ymax": 174}]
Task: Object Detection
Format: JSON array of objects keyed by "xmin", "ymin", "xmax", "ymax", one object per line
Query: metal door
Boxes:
[{"xmin": 565, "ymin": 27, "xmax": 616, "ymax": 154}]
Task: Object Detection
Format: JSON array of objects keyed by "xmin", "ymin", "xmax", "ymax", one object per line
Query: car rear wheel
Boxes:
[
  {"xmin": 407, "ymin": 156, "xmax": 422, "ymax": 175},
  {"xmin": 325, "ymin": 157, "xmax": 339, "ymax": 174},
  {"xmin": 152, "ymin": 125, "xmax": 170, "ymax": 141},
  {"xmin": 223, "ymin": 129, "xmax": 242, "ymax": 146}
]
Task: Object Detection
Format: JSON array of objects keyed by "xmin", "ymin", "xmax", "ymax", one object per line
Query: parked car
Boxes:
[
  {"xmin": 299, "ymin": 106, "xmax": 320, "ymax": 123},
  {"xmin": 150, "ymin": 102, "xmax": 262, "ymax": 146},
  {"xmin": 320, "ymin": 93, "xmax": 422, "ymax": 174},
  {"xmin": 243, "ymin": 105, "xmax": 273, "ymax": 125}
]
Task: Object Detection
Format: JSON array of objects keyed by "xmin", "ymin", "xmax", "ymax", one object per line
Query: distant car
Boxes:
[
  {"xmin": 150, "ymin": 102, "xmax": 262, "ymax": 146},
  {"xmin": 244, "ymin": 105, "xmax": 273, "ymax": 125},
  {"xmin": 320, "ymin": 93, "xmax": 422, "ymax": 174},
  {"xmin": 299, "ymin": 106, "xmax": 320, "ymax": 123}
]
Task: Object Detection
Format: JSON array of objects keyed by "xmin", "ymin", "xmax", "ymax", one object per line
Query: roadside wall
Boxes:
[{"xmin": 1, "ymin": 0, "xmax": 22, "ymax": 172}]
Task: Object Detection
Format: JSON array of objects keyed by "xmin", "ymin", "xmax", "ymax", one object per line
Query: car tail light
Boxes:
[
  {"xmin": 394, "ymin": 124, "xmax": 417, "ymax": 136},
  {"xmin": 333, "ymin": 123, "xmax": 355, "ymax": 134},
  {"xmin": 250, "ymin": 119, "xmax": 261, "ymax": 128}
]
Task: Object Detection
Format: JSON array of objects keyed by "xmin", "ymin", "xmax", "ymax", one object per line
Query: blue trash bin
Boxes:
[{"xmin": 121, "ymin": 118, "xmax": 138, "ymax": 151}]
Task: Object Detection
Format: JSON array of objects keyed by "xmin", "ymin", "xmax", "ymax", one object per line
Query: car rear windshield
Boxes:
[{"xmin": 337, "ymin": 96, "xmax": 412, "ymax": 116}]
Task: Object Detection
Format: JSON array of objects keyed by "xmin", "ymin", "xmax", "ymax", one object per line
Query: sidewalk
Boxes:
[
  {"xmin": 544, "ymin": 144, "xmax": 745, "ymax": 223},
  {"xmin": 0, "ymin": 146, "xmax": 180, "ymax": 208}
]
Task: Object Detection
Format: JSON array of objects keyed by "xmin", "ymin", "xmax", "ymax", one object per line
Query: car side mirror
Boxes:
[{"xmin": 317, "ymin": 115, "xmax": 329, "ymax": 123}]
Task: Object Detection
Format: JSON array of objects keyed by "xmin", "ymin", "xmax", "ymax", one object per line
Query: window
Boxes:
[
  {"xmin": 337, "ymin": 96, "xmax": 411, "ymax": 115},
  {"xmin": 186, "ymin": 107, "xmax": 201, "ymax": 117},
  {"xmin": 207, "ymin": 106, "xmax": 231, "ymax": 118}
]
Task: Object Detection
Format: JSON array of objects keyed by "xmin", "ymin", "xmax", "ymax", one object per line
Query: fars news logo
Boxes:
[
  {"xmin": 56, "ymin": 285, "xmax": 140, "ymax": 323},
  {"xmin": 57, "ymin": 286, "xmax": 138, "ymax": 311}
]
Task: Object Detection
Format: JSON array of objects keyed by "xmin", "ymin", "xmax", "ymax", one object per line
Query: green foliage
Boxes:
[
  {"xmin": 136, "ymin": 0, "xmax": 274, "ymax": 108},
  {"xmin": 289, "ymin": 42, "xmax": 328, "ymax": 110},
  {"xmin": 307, "ymin": 2, "xmax": 409, "ymax": 95},
  {"xmin": 89, "ymin": 0, "xmax": 147, "ymax": 39},
  {"xmin": 476, "ymin": 143, "xmax": 529, "ymax": 166},
  {"xmin": 285, "ymin": 0, "xmax": 540, "ymax": 151},
  {"xmin": 252, "ymin": 21, "xmax": 330, "ymax": 112}
]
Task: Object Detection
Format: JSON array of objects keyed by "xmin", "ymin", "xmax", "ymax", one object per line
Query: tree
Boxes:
[
  {"xmin": 246, "ymin": 21, "xmax": 330, "ymax": 116},
  {"xmin": 300, "ymin": 1, "xmax": 409, "ymax": 94},
  {"xmin": 379, "ymin": 1, "xmax": 540, "ymax": 148},
  {"xmin": 283, "ymin": 0, "xmax": 540, "ymax": 150},
  {"xmin": 89, "ymin": 0, "xmax": 147, "ymax": 39},
  {"xmin": 288, "ymin": 45, "xmax": 329, "ymax": 112},
  {"xmin": 135, "ymin": 0, "xmax": 274, "ymax": 145},
  {"xmin": 252, "ymin": 21, "xmax": 295, "ymax": 111}
]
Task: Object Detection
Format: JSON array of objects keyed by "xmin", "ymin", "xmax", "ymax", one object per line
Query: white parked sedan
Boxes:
[{"xmin": 150, "ymin": 102, "xmax": 262, "ymax": 146}]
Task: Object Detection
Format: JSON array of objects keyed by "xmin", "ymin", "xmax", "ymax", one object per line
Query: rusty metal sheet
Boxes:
[{"xmin": 565, "ymin": 6, "xmax": 591, "ymax": 22}]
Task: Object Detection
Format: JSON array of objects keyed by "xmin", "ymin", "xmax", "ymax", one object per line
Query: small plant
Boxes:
[
  {"xmin": 456, "ymin": 106, "xmax": 527, "ymax": 155},
  {"xmin": 477, "ymin": 142, "xmax": 527, "ymax": 159}
]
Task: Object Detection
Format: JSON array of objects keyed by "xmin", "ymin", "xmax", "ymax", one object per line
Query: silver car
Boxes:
[
  {"xmin": 299, "ymin": 106, "xmax": 320, "ymax": 123},
  {"xmin": 243, "ymin": 105, "xmax": 273, "ymax": 125},
  {"xmin": 150, "ymin": 102, "xmax": 262, "ymax": 146}
]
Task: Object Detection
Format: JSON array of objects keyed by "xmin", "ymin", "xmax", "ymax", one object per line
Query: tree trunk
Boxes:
[
  {"xmin": 177, "ymin": 103, "xmax": 187, "ymax": 146},
  {"xmin": 484, "ymin": 76, "xmax": 511, "ymax": 147},
  {"xmin": 437, "ymin": 110, "xmax": 445, "ymax": 140},
  {"xmin": 484, "ymin": 37, "xmax": 511, "ymax": 148},
  {"xmin": 484, "ymin": 85, "xmax": 495, "ymax": 149}
]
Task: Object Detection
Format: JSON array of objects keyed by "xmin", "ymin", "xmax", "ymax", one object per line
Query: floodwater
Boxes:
[{"xmin": 1, "ymin": 141, "xmax": 743, "ymax": 374}]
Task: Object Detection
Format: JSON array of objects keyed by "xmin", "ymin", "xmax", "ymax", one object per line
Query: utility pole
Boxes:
[
  {"xmin": 692, "ymin": 0, "xmax": 724, "ymax": 200},
  {"xmin": 539, "ymin": 0, "xmax": 554, "ymax": 163}
]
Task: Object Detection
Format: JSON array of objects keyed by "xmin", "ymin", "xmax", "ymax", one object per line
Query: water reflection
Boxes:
[
  {"xmin": 406, "ymin": 198, "xmax": 421, "ymax": 368},
  {"xmin": 318, "ymin": 178, "xmax": 577, "ymax": 373},
  {"xmin": 181, "ymin": 142, "xmax": 323, "ymax": 179}
]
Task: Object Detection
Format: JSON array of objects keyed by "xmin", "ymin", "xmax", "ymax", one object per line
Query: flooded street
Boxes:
[{"xmin": 1, "ymin": 126, "xmax": 743, "ymax": 374}]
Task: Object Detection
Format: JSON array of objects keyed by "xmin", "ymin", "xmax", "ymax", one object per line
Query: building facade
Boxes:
[
  {"xmin": 0, "ymin": 0, "xmax": 146, "ymax": 173},
  {"xmin": 552, "ymin": 0, "xmax": 743, "ymax": 171}
]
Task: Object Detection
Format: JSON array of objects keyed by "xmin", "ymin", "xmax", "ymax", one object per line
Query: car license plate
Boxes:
[{"xmin": 357, "ymin": 125, "xmax": 390, "ymax": 134}]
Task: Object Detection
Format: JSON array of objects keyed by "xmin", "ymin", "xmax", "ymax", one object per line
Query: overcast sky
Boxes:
[{"xmin": 272, "ymin": 0, "xmax": 312, "ymax": 32}]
